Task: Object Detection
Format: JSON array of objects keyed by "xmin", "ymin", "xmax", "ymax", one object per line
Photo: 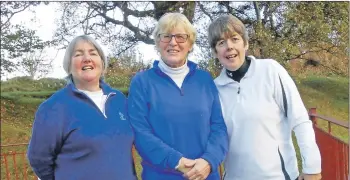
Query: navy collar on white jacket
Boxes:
[{"xmin": 215, "ymin": 55, "xmax": 257, "ymax": 86}]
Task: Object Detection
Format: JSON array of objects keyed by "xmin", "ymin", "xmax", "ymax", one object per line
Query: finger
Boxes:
[
  {"xmin": 188, "ymin": 174, "xmax": 200, "ymax": 180},
  {"xmin": 188, "ymin": 167, "xmax": 205, "ymax": 180},
  {"xmin": 177, "ymin": 166, "xmax": 191, "ymax": 174},
  {"xmin": 184, "ymin": 166, "xmax": 198, "ymax": 179},
  {"xmin": 184, "ymin": 159, "xmax": 196, "ymax": 168}
]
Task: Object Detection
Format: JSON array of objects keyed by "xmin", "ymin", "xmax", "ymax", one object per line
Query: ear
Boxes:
[
  {"xmin": 211, "ymin": 49, "xmax": 218, "ymax": 58},
  {"xmin": 189, "ymin": 43, "xmax": 194, "ymax": 53}
]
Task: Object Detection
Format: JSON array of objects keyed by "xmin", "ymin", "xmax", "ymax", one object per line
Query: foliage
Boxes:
[
  {"xmin": 1, "ymin": 25, "xmax": 55, "ymax": 78},
  {"xmin": 53, "ymin": 2, "xmax": 195, "ymax": 56},
  {"xmin": 0, "ymin": 1, "xmax": 42, "ymax": 33},
  {"xmin": 0, "ymin": 2, "xmax": 51, "ymax": 77},
  {"xmin": 1, "ymin": 76, "xmax": 66, "ymax": 92}
]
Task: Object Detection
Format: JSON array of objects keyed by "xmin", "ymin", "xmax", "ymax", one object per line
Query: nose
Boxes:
[
  {"xmin": 82, "ymin": 54, "xmax": 92, "ymax": 63},
  {"xmin": 226, "ymin": 39, "xmax": 234, "ymax": 51},
  {"xmin": 169, "ymin": 36, "xmax": 177, "ymax": 46}
]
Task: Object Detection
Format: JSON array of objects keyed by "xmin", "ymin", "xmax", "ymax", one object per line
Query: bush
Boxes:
[{"xmin": 1, "ymin": 77, "xmax": 66, "ymax": 92}]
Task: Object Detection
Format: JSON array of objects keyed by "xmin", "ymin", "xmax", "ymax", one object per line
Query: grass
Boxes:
[
  {"xmin": 0, "ymin": 74, "xmax": 348, "ymax": 179},
  {"xmin": 295, "ymin": 75, "xmax": 348, "ymax": 142}
]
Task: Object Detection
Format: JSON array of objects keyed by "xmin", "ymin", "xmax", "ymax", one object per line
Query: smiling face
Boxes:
[
  {"xmin": 157, "ymin": 26, "xmax": 193, "ymax": 68},
  {"xmin": 70, "ymin": 40, "xmax": 103, "ymax": 89},
  {"xmin": 214, "ymin": 32, "xmax": 248, "ymax": 71}
]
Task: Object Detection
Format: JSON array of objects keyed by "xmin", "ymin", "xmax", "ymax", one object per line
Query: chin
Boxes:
[
  {"xmin": 165, "ymin": 59, "xmax": 184, "ymax": 67},
  {"xmin": 225, "ymin": 65, "xmax": 239, "ymax": 71},
  {"xmin": 82, "ymin": 76, "xmax": 99, "ymax": 82}
]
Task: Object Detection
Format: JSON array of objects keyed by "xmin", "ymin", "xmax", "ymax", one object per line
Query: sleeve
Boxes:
[
  {"xmin": 273, "ymin": 61, "xmax": 321, "ymax": 174},
  {"xmin": 201, "ymin": 78, "xmax": 229, "ymax": 173},
  {"xmin": 27, "ymin": 102, "xmax": 64, "ymax": 180},
  {"xmin": 127, "ymin": 74, "xmax": 183, "ymax": 170}
]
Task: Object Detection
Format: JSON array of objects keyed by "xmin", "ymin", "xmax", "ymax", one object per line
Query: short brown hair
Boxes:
[{"xmin": 208, "ymin": 14, "xmax": 249, "ymax": 53}]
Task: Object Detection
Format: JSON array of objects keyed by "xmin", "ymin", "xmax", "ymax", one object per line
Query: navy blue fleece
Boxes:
[
  {"xmin": 128, "ymin": 60, "xmax": 228, "ymax": 179},
  {"xmin": 27, "ymin": 81, "xmax": 136, "ymax": 180}
]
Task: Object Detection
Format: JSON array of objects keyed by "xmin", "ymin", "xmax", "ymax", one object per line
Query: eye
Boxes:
[
  {"xmin": 74, "ymin": 53, "xmax": 82, "ymax": 57},
  {"xmin": 176, "ymin": 35, "xmax": 185, "ymax": 40},
  {"xmin": 163, "ymin": 34, "xmax": 171, "ymax": 38},
  {"xmin": 217, "ymin": 40, "xmax": 225, "ymax": 46},
  {"xmin": 232, "ymin": 37, "xmax": 239, "ymax": 41}
]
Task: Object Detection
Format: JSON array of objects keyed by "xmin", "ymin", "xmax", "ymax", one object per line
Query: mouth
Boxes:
[
  {"xmin": 226, "ymin": 54, "xmax": 238, "ymax": 60},
  {"xmin": 167, "ymin": 49, "xmax": 180, "ymax": 53},
  {"xmin": 82, "ymin": 65, "xmax": 94, "ymax": 71}
]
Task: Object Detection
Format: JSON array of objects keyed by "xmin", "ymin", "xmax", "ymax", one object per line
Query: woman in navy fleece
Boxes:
[
  {"xmin": 27, "ymin": 35, "xmax": 136, "ymax": 180},
  {"xmin": 128, "ymin": 13, "xmax": 228, "ymax": 180}
]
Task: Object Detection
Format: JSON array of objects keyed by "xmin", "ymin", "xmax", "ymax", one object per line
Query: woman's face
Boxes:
[
  {"xmin": 157, "ymin": 26, "xmax": 193, "ymax": 68},
  {"xmin": 70, "ymin": 40, "xmax": 103, "ymax": 86},
  {"xmin": 214, "ymin": 32, "xmax": 248, "ymax": 71}
]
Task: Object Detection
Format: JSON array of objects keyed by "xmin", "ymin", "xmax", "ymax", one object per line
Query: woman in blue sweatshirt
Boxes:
[
  {"xmin": 128, "ymin": 13, "xmax": 228, "ymax": 180},
  {"xmin": 27, "ymin": 35, "xmax": 136, "ymax": 180}
]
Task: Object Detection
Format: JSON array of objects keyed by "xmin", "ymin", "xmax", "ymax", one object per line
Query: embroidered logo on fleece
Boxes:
[{"xmin": 119, "ymin": 112, "xmax": 126, "ymax": 120}]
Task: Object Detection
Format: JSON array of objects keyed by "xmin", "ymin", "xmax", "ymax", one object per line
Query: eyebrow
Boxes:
[{"xmin": 74, "ymin": 49, "xmax": 97, "ymax": 53}]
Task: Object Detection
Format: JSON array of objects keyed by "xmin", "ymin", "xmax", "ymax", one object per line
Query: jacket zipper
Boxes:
[
  {"xmin": 160, "ymin": 70, "xmax": 192, "ymax": 96},
  {"xmin": 78, "ymin": 91, "xmax": 116, "ymax": 119},
  {"xmin": 102, "ymin": 92, "xmax": 116, "ymax": 118}
]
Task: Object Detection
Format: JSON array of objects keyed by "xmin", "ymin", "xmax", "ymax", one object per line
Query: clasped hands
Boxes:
[{"xmin": 177, "ymin": 157, "xmax": 211, "ymax": 180}]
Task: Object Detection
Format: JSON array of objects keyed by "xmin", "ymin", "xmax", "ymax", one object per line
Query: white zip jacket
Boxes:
[{"xmin": 214, "ymin": 56, "xmax": 321, "ymax": 180}]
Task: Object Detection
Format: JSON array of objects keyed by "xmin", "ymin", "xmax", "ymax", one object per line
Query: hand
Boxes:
[
  {"xmin": 177, "ymin": 157, "xmax": 196, "ymax": 174},
  {"xmin": 298, "ymin": 173, "xmax": 322, "ymax": 180},
  {"xmin": 184, "ymin": 158, "xmax": 211, "ymax": 180}
]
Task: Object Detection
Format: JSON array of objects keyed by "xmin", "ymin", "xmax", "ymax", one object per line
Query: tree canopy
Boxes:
[{"xmin": 1, "ymin": 1, "xmax": 348, "ymax": 78}]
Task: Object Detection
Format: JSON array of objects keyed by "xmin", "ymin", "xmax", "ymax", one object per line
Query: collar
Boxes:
[
  {"xmin": 215, "ymin": 55, "xmax": 256, "ymax": 86},
  {"xmin": 158, "ymin": 59, "xmax": 189, "ymax": 75},
  {"xmin": 153, "ymin": 60, "xmax": 197, "ymax": 76},
  {"xmin": 68, "ymin": 79, "xmax": 114, "ymax": 95}
]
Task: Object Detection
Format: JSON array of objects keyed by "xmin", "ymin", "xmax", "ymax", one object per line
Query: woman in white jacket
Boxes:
[{"xmin": 208, "ymin": 14, "xmax": 322, "ymax": 180}]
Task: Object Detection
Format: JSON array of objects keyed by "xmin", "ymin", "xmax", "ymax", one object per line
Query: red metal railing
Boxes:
[
  {"xmin": 309, "ymin": 107, "xmax": 349, "ymax": 180},
  {"xmin": 1, "ymin": 143, "xmax": 38, "ymax": 180}
]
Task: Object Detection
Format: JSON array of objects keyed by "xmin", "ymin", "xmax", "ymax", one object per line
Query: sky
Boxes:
[
  {"xmin": 7, "ymin": 3, "xmax": 159, "ymax": 79},
  {"xmin": 6, "ymin": 2, "xmax": 201, "ymax": 80}
]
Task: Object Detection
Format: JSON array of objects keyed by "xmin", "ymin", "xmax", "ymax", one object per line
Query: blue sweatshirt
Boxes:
[
  {"xmin": 27, "ymin": 81, "xmax": 136, "ymax": 180},
  {"xmin": 128, "ymin": 60, "xmax": 228, "ymax": 180}
]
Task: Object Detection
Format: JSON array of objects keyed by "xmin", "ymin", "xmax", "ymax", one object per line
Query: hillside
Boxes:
[{"xmin": 0, "ymin": 75, "xmax": 348, "ymax": 179}]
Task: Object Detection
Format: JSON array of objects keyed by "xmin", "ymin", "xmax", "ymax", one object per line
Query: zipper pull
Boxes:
[
  {"xmin": 180, "ymin": 88, "xmax": 184, "ymax": 96},
  {"xmin": 237, "ymin": 87, "xmax": 240, "ymax": 94}
]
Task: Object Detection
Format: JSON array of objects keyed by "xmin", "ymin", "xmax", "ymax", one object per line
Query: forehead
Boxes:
[
  {"xmin": 161, "ymin": 24, "xmax": 188, "ymax": 34},
  {"xmin": 219, "ymin": 31, "xmax": 241, "ymax": 39},
  {"xmin": 74, "ymin": 40, "xmax": 97, "ymax": 51}
]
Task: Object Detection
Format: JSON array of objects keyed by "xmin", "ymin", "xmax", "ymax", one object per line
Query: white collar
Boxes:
[{"xmin": 158, "ymin": 59, "xmax": 189, "ymax": 75}]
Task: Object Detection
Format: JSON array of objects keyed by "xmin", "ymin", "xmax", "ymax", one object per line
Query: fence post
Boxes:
[{"xmin": 309, "ymin": 107, "xmax": 317, "ymax": 126}]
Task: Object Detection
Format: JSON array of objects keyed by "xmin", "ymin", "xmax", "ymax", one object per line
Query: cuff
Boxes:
[
  {"xmin": 168, "ymin": 151, "xmax": 183, "ymax": 169},
  {"xmin": 201, "ymin": 153, "xmax": 218, "ymax": 173},
  {"xmin": 175, "ymin": 158, "xmax": 182, "ymax": 170}
]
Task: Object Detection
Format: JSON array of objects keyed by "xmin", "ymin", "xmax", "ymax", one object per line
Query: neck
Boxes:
[
  {"xmin": 226, "ymin": 57, "xmax": 251, "ymax": 82},
  {"xmin": 159, "ymin": 59, "xmax": 188, "ymax": 75},
  {"xmin": 74, "ymin": 80, "xmax": 101, "ymax": 92}
]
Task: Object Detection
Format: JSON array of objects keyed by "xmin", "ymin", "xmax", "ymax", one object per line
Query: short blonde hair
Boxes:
[
  {"xmin": 62, "ymin": 35, "xmax": 107, "ymax": 82},
  {"xmin": 208, "ymin": 14, "xmax": 249, "ymax": 53},
  {"xmin": 153, "ymin": 13, "xmax": 196, "ymax": 49}
]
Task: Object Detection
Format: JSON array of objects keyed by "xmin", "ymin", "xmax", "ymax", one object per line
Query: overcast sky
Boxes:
[{"xmin": 7, "ymin": 3, "xmax": 164, "ymax": 80}]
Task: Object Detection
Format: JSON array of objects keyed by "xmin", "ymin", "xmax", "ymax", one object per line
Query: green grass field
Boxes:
[{"xmin": 0, "ymin": 74, "xmax": 348, "ymax": 179}]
